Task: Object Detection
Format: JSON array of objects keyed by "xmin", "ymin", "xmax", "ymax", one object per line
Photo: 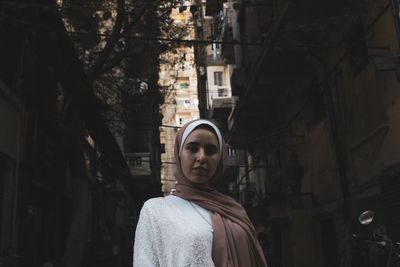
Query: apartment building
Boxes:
[{"xmin": 159, "ymin": 3, "xmax": 200, "ymax": 193}]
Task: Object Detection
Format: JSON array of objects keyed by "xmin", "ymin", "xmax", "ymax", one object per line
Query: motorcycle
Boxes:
[{"xmin": 353, "ymin": 210, "xmax": 400, "ymax": 267}]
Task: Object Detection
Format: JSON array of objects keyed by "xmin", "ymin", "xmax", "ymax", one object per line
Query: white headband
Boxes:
[{"xmin": 179, "ymin": 119, "xmax": 223, "ymax": 156}]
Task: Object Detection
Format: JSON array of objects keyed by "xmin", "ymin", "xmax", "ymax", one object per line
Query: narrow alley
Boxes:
[{"xmin": 1, "ymin": 0, "xmax": 400, "ymax": 266}]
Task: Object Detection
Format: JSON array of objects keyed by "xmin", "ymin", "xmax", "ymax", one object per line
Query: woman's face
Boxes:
[{"xmin": 180, "ymin": 128, "xmax": 220, "ymax": 184}]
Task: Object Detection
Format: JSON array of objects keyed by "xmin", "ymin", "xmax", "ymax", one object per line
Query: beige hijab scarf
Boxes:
[{"xmin": 172, "ymin": 119, "xmax": 268, "ymax": 267}]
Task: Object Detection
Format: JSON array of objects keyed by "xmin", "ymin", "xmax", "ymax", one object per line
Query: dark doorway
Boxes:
[{"xmin": 320, "ymin": 218, "xmax": 339, "ymax": 267}]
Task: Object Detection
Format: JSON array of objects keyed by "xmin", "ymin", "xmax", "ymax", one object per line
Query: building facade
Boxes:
[
  {"xmin": 0, "ymin": 3, "xmax": 158, "ymax": 267},
  {"xmin": 193, "ymin": 0, "xmax": 400, "ymax": 266},
  {"xmin": 159, "ymin": 3, "xmax": 201, "ymax": 194}
]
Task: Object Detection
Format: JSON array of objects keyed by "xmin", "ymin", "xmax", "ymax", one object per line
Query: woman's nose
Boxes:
[{"xmin": 196, "ymin": 148, "xmax": 206, "ymax": 162}]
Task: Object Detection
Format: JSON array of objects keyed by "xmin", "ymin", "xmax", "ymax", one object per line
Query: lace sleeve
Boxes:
[{"xmin": 133, "ymin": 202, "xmax": 160, "ymax": 267}]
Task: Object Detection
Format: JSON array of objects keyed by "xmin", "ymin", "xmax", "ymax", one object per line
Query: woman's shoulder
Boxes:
[
  {"xmin": 137, "ymin": 197, "xmax": 167, "ymax": 221},
  {"xmin": 142, "ymin": 196, "xmax": 166, "ymax": 210}
]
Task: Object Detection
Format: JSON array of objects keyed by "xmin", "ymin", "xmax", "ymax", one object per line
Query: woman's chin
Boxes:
[{"xmin": 188, "ymin": 175, "xmax": 210, "ymax": 185}]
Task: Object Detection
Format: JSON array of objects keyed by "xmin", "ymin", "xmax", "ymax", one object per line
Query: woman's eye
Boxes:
[
  {"xmin": 186, "ymin": 144, "xmax": 199, "ymax": 153},
  {"xmin": 205, "ymin": 145, "xmax": 218, "ymax": 156}
]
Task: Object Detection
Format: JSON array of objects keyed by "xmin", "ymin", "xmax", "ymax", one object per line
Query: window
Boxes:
[
  {"xmin": 177, "ymin": 99, "xmax": 191, "ymax": 107},
  {"xmin": 179, "ymin": 117, "xmax": 189, "ymax": 125},
  {"xmin": 180, "ymin": 83, "xmax": 189, "ymax": 89},
  {"xmin": 177, "ymin": 77, "xmax": 190, "ymax": 89},
  {"xmin": 160, "ymin": 144, "xmax": 166, "ymax": 153},
  {"xmin": 228, "ymin": 147, "xmax": 237, "ymax": 157},
  {"xmin": 218, "ymin": 88, "xmax": 228, "ymax": 97},
  {"xmin": 127, "ymin": 155, "xmax": 142, "ymax": 168},
  {"xmin": 214, "ymin": 71, "xmax": 223, "ymax": 86}
]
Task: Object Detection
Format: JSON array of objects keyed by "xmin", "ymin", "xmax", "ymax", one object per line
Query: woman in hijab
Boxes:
[{"xmin": 133, "ymin": 119, "xmax": 267, "ymax": 267}]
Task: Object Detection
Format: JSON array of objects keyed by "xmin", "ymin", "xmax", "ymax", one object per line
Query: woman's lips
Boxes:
[{"xmin": 193, "ymin": 167, "xmax": 207, "ymax": 174}]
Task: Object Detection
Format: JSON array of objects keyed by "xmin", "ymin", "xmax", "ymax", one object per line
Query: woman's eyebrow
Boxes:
[
  {"xmin": 185, "ymin": 141, "xmax": 200, "ymax": 146},
  {"xmin": 185, "ymin": 141, "xmax": 217, "ymax": 147},
  {"xmin": 205, "ymin": 144, "xmax": 218, "ymax": 148}
]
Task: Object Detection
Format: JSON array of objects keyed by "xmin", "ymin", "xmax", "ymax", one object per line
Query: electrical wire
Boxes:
[
  {"xmin": 0, "ymin": 0, "xmax": 232, "ymax": 10},
  {"xmin": 67, "ymin": 30, "xmax": 390, "ymax": 50},
  {"xmin": 2, "ymin": 1, "xmax": 390, "ymax": 50},
  {"xmin": 0, "ymin": 0, "xmax": 151, "ymax": 10}
]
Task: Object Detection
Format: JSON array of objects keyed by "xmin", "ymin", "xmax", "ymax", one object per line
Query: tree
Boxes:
[{"xmin": 59, "ymin": 0, "xmax": 186, "ymax": 133}]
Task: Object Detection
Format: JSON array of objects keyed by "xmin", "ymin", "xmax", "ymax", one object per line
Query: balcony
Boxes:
[
  {"xmin": 206, "ymin": 54, "xmax": 225, "ymax": 66},
  {"xmin": 210, "ymin": 86, "xmax": 232, "ymax": 110},
  {"xmin": 124, "ymin": 152, "xmax": 151, "ymax": 176},
  {"xmin": 211, "ymin": 97, "xmax": 232, "ymax": 117},
  {"xmin": 212, "ymin": 97, "xmax": 232, "ymax": 109}
]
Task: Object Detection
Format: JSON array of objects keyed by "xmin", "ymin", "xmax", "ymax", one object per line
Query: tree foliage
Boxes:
[{"xmin": 59, "ymin": 0, "xmax": 185, "ymax": 133}]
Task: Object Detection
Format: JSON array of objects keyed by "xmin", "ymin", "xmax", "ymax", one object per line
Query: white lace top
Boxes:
[{"xmin": 133, "ymin": 195, "xmax": 215, "ymax": 267}]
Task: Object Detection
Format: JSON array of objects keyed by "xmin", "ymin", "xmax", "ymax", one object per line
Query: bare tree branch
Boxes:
[
  {"xmin": 96, "ymin": 50, "xmax": 127, "ymax": 77},
  {"xmin": 87, "ymin": 0, "xmax": 159, "ymax": 81},
  {"xmin": 87, "ymin": 0, "xmax": 125, "ymax": 81}
]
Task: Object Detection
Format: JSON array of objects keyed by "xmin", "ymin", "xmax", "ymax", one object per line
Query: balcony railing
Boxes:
[
  {"xmin": 124, "ymin": 153, "xmax": 151, "ymax": 176},
  {"xmin": 217, "ymin": 87, "xmax": 229, "ymax": 97}
]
